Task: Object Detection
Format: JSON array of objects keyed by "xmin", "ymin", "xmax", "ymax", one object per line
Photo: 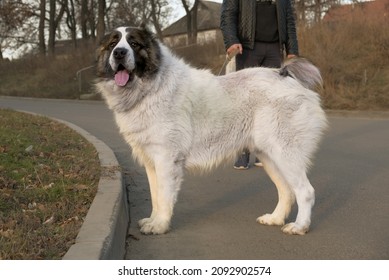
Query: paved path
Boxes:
[{"xmin": 1, "ymin": 96, "xmax": 388, "ymax": 259}]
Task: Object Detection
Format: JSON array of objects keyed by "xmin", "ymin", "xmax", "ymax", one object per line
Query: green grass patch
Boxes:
[{"xmin": 0, "ymin": 109, "xmax": 100, "ymax": 259}]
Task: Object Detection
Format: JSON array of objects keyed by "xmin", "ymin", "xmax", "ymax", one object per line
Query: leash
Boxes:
[
  {"xmin": 218, "ymin": 49, "xmax": 239, "ymax": 76},
  {"xmin": 218, "ymin": 54, "xmax": 232, "ymax": 76}
]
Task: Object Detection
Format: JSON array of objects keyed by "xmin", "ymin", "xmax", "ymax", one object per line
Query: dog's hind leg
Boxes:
[
  {"xmin": 258, "ymin": 152, "xmax": 315, "ymax": 235},
  {"xmin": 139, "ymin": 155, "xmax": 184, "ymax": 235},
  {"xmin": 256, "ymin": 153, "xmax": 295, "ymax": 227},
  {"xmin": 281, "ymin": 172, "xmax": 315, "ymax": 235}
]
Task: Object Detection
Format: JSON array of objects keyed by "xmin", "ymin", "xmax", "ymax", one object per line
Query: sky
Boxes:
[{"xmin": 170, "ymin": 0, "xmax": 222, "ymax": 24}]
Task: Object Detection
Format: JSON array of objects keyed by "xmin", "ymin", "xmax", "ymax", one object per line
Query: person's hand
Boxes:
[
  {"xmin": 227, "ymin": 44, "xmax": 243, "ymax": 59},
  {"xmin": 287, "ymin": 54, "xmax": 297, "ymax": 59}
]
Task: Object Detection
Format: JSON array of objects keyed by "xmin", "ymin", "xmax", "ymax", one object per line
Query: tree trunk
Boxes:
[
  {"xmin": 48, "ymin": 0, "xmax": 56, "ymax": 56},
  {"xmin": 38, "ymin": 0, "xmax": 46, "ymax": 56},
  {"xmin": 96, "ymin": 0, "xmax": 106, "ymax": 42},
  {"xmin": 191, "ymin": 0, "xmax": 199, "ymax": 45},
  {"xmin": 65, "ymin": 0, "xmax": 77, "ymax": 48},
  {"xmin": 88, "ymin": 0, "xmax": 96, "ymax": 38},
  {"xmin": 181, "ymin": 0, "xmax": 191, "ymax": 45},
  {"xmin": 48, "ymin": 0, "xmax": 66, "ymax": 56},
  {"xmin": 150, "ymin": 0, "xmax": 163, "ymax": 41},
  {"xmin": 80, "ymin": 0, "xmax": 88, "ymax": 38},
  {"xmin": 181, "ymin": 0, "xmax": 199, "ymax": 45}
]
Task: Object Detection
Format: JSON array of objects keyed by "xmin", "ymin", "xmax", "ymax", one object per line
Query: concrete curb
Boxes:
[
  {"xmin": 18, "ymin": 111, "xmax": 129, "ymax": 260},
  {"xmin": 60, "ymin": 120, "xmax": 129, "ymax": 260},
  {"xmin": 326, "ymin": 109, "xmax": 389, "ymax": 119}
]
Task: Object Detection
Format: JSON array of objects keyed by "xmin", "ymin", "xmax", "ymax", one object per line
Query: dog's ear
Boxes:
[
  {"xmin": 95, "ymin": 32, "xmax": 114, "ymax": 77},
  {"xmin": 132, "ymin": 26, "xmax": 161, "ymax": 75},
  {"xmin": 138, "ymin": 23, "xmax": 155, "ymax": 39},
  {"xmin": 139, "ymin": 21, "xmax": 147, "ymax": 30},
  {"xmin": 95, "ymin": 33, "xmax": 111, "ymax": 61}
]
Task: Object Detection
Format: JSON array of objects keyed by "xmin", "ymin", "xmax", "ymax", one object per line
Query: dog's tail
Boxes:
[{"xmin": 279, "ymin": 58, "xmax": 323, "ymax": 91}]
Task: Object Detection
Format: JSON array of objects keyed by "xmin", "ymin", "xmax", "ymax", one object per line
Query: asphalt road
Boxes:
[{"xmin": 1, "ymin": 96, "xmax": 388, "ymax": 259}]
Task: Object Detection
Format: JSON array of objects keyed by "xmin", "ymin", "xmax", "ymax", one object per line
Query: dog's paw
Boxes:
[
  {"xmin": 138, "ymin": 217, "xmax": 170, "ymax": 235},
  {"xmin": 257, "ymin": 214, "xmax": 285, "ymax": 226},
  {"xmin": 138, "ymin": 217, "xmax": 153, "ymax": 228},
  {"xmin": 281, "ymin": 222, "xmax": 309, "ymax": 235}
]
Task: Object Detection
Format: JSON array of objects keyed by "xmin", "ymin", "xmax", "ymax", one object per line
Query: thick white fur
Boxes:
[{"xmin": 97, "ymin": 28, "xmax": 327, "ymax": 235}]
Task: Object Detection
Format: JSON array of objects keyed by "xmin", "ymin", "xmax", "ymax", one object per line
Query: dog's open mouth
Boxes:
[{"xmin": 114, "ymin": 64, "xmax": 133, "ymax": 87}]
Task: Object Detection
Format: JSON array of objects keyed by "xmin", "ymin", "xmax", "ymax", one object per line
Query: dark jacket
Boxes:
[{"xmin": 220, "ymin": 0, "xmax": 299, "ymax": 56}]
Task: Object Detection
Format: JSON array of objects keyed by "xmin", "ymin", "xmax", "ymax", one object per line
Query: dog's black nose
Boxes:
[{"xmin": 113, "ymin": 48, "xmax": 127, "ymax": 60}]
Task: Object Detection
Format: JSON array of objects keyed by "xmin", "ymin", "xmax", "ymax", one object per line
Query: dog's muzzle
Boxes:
[
  {"xmin": 110, "ymin": 47, "xmax": 134, "ymax": 87},
  {"xmin": 113, "ymin": 48, "xmax": 127, "ymax": 61}
]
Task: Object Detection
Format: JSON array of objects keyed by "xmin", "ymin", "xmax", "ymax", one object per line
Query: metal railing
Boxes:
[{"xmin": 76, "ymin": 65, "xmax": 95, "ymax": 93}]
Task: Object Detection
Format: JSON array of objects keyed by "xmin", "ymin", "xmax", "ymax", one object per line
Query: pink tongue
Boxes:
[{"xmin": 115, "ymin": 70, "xmax": 130, "ymax": 87}]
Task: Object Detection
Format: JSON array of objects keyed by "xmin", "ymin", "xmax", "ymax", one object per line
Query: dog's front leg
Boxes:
[
  {"xmin": 138, "ymin": 164, "xmax": 158, "ymax": 229},
  {"xmin": 139, "ymin": 158, "xmax": 184, "ymax": 235}
]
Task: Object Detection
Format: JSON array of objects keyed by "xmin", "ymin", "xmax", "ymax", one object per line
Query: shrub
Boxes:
[{"xmin": 298, "ymin": 14, "xmax": 389, "ymax": 110}]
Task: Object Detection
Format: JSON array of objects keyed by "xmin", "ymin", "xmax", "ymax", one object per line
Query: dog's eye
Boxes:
[{"xmin": 130, "ymin": 41, "xmax": 139, "ymax": 48}]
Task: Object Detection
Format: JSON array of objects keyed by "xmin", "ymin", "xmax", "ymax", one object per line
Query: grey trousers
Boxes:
[{"xmin": 236, "ymin": 42, "xmax": 281, "ymax": 70}]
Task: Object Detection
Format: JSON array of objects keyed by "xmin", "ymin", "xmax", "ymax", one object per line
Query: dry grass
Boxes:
[
  {"xmin": 0, "ymin": 41, "xmax": 96, "ymax": 99},
  {"xmin": 0, "ymin": 109, "xmax": 100, "ymax": 259},
  {"xmin": 298, "ymin": 14, "xmax": 389, "ymax": 110},
  {"xmin": 171, "ymin": 35, "xmax": 226, "ymax": 74}
]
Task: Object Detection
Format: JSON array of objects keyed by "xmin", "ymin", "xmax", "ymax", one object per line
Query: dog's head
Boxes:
[{"xmin": 96, "ymin": 27, "xmax": 161, "ymax": 87}]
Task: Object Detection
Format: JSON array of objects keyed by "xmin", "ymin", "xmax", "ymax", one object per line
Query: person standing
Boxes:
[{"xmin": 220, "ymin": 0, "xmax": 299, "ymax": 169}]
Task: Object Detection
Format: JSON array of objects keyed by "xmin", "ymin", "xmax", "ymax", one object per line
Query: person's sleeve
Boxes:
[{"xmin": 220, "ymin": 0, "xmax": 241, "ymax": 50}]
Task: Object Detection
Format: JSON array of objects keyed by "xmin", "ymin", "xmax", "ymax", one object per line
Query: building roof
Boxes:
[
  {"xmin": 162, "ymin": 0, "xmax": 221, "ymax": 37},
  {"xmin": 323, "ymin": 0, "xmax": 389, "ymax": 22}
]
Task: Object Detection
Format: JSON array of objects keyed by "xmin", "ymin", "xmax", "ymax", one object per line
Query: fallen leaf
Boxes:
[
  {"xmin": 0, "ymin": 229, "xmax": 14, "ymax": 238},
  {"xmin": 37, "ymin": 203, "xmax": 46, "ymax": 211},
  {"xmin": 28, "ymin": 202, "xmax": 37, "ymax": 210},
  {"xmin": 75, "ymin": 184, "xmax": 88, "ymax": 190},
  {"xmin": 25, "ymin": 145, "xmax": 33, "ymax": 153},
  {"xmin": 43, "ymin": 215, "xmax": 55, "ymax": 225},
  {"xmin": 43, "ymin": 183, "xmax": 54, "ymax": 190}
]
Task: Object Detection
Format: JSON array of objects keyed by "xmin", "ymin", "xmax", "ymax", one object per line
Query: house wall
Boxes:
[{"xmin": 164, "ymin": 29, "xmax": 223, "ymax": 48}]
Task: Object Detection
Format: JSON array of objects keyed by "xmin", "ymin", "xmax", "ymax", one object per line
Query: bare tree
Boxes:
[
  {"xmin": 74, "ymin": 0, "xmax": 97, "ymax": 39},
  {"xmin": 294, "ymin": 0, "xmax": 342, "ymax": 25},
  {"xmin": 150, "ymin": 0, "xmax": 163, "ymax": 40},
  {"xmin": 38, "ymin": 0, "xmax": 46, "ymax": 55},
  {"xmin": 109, "ymin": 0, "xmax": 171, "ymax": 35},
  {"xmin": 88, "ymin": 0, "xmax": 97, "ymax": 38},
  {"xmin": 79, "ymin": 0, "xmax": 88, "ymax": 38},
  {"xmin": 96, "ymin": 0, "xmax": 106, "ymax": 42},
  {"xmin": 149, "ymin": 0, "xmax": 171, "ymax": 40},
  {"xmin": 0, "ymin": 0, "xmax": 34, "ymax": 59},
  {"xmin": 0, "ymin": 0, "xmax": 172, "ymax": 59},
  {"xmin": 180, "ymin": 0, "xmax": 199, "ymax": 44},
  {"xmin": 48, "ymin": 0, "xmax": 66, "ymax": 56},
  {"xmin": 65, "ymin": 0, "xmax": 77, "ymax": 48}
]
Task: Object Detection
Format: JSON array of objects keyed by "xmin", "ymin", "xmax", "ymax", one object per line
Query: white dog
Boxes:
[{"xmin": 96, "ymin": 27, "xmax": 327, "ymax": 235}]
